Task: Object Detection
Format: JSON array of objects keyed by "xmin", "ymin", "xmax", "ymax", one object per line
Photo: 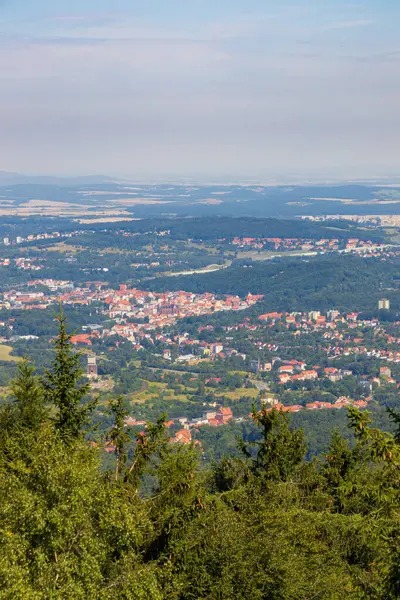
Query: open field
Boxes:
[
  {"xmin": 75, "ymin": 217, "xmax": 139, "ymax": 224},
  {"xmin": 238, "ymin": 250, "xmax": 318, "ymax": 261},
  {"xmin": 128, "ymin": 381, "xmax": 258, "ymax": 405},
  {"xmin": 166, "ymin": 262, "xmax": 231, "ymax": 277},
  {"xmin": 229, "ymin": 370, "xmax": 252, "ymax": 376},
  {"xmin": 23, "ymin": 199, "xmax": 90, "ymax": 209},
  {"xmin": 310, "ymin": 197, "xmax": 400, "ymax": 205},
  {"xmin": 105, "ymin": 198, "xmax": 176, "ymax": 205},
  {"xmin": 0, "ymin": 345, "xmax": 22, "ymax": 362},
  {"xmin": 198, "ymin": 198, "xmax": 224, "ymax": 205},
  {"xmin": 130, "ymin": 381, "xmax": 195, "ymax": 404},
  {"xmin": 0, "ymin": 207, "xmax": 133, "ymax": 217},
  {"xmin": 43, "ymin": 242, "xmax": 85, "ymax": 253},
  {"xmin": 214, "ymin": 387, "xmax": 259, "ymax": 400}
]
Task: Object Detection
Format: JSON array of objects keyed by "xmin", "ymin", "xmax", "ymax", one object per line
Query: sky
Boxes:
[{"xmin": 1, "ymin": 0, "xmax": 400, "ymax": 182}]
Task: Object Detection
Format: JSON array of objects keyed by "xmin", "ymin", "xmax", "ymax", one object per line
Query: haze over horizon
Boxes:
[{"xmin": 1, "ymin": 0, "xmax": 399, "ymax": 181}]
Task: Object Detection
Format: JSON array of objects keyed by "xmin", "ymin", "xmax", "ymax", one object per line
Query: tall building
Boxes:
[
  {"xmin": 87, "ymin": 356, "xmax": 98, "ymax": 378},
  {"xmin": 250, "ymin": 359, "xmax": 272, "ymax": 373},
  {"xmin": 3, "ymin": 238, "xmax": 9, "ymax": 246},
  {"xmin": 378, "ymin": 299, "xmax": 390, "ymax": 310},
  {"xmin": 327, "ymin": 310, "xmax": 340, "ymax": 322},
  {"xmin": 16, "ymin": 237, "xmax": 22, "ymax": 244},
  {"xmin": 308, "ymin": 311, "xmax": 321, "ymax": 321}
]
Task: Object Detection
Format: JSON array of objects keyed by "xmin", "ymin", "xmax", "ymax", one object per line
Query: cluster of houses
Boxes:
[
  {"xmin": 231, "ymin": 236, "xmax": 386, "ymax": 254},
  {"xmin": 0, "ymin": 282, "xmax": 73, "ymax": 311},
  {"xmin": 0, "ymin": 257, "xmax": 44, "ymax": 270},
  {"xmin": 0, "ymin": 281, "xmax": 263, "ymax": 331},
  {"xmin": 1, "ymin": 225, "xmax": 172, "ymax": 249},
  {"xmin": 273, "ymin": 360, "xmax": 396, "ymax": 387},
  {"xmin": 1, "ymin": 227, "xmax": 99, "ymax": 247},
  {"xmin": 104, "ymin": 286, "xmax": 263, "ymax": 326},
  {"xmin": 256, "ymin": 311, "xmax": 400, "ymax": 362},
  {"xmin": 121, "ymin": 392, "xmax": 375, "ymax": 449},
  {"xmin": 121, "ymin": 406, "xmax": 234, "ymax": 447},
  {"xmin": 303, "ymin": 215, "xmax": 400, "ymax": 227},
  {"xmin": 265, "ymin": 396, "xmax": 370, "ymax": 413},
  {"xmin": 260, "ymin": 309, "xmax": 361, "ymax": 328}
]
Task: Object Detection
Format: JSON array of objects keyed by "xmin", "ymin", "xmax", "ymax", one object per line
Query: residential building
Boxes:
[
  {"xmin": 380, "ymin": 366, "xmax": 392, "ymax": 378},
  {"xmin": 87, "ymin": 356, "xmax": 98, "ymax": 378},
  {"xmin": 378, "ymin": 299, "xmax": 390, "ymax": 310}
]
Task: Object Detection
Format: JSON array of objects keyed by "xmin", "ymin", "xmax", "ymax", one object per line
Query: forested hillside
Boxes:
[
  {"xmin": 144, "ymin": 254, "xmax": 400, "ymax": 313},
  {"xmin": 0, "ymin": 313, "xmax": 399, "ymax": 599},
  {"xmin": 77, "ymin": 216, "xmax": 386, "ymax": 243}
]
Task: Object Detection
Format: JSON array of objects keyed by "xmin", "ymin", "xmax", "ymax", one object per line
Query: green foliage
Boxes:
[
  {"xmin": 322, "ymin": 428, "xmax": 356, "ymax": 510},
  {"xmin": 245, "ymin": 407, "xmax": 306, "ymax": 481},
  {"xmin": 10, "ymin": 359, "xmax": 47, "ymax": 430},
  {"xmin": 107, "ymin": 396, "xmax": 131, "ymax": 481},
  {"xmin": 387, "ymin": 407, "xmax": 400, "ymax": 442},
  {"xmin": 144, "ymin": 254, "xmax": 399, "ymax": 313},
  {"xmin": 42, "ymin": 308, "xmax": 95, "ymax": 442},
  {"xmin": 126, "ymin": 416, "xmax": 169, "ymax": 487}
]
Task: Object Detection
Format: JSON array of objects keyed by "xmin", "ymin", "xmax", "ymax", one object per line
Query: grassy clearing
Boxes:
[
  {"xmin": 0, "ymin": 345, "xmax": 22, "ymax": 363},
  {"xmin": 229, "ymin": 370, "xmax": 252, "ymax": 376},
  {"xmin": 130, "ymin": 380, "xmax": 198, "ymax": 404},
  {"xmin": 214, "ymin": 387, "xmax": 259, "ymax": 400},
  {"xmin": 164, "ymin": 262, "xmax": 231, "ymax": 277},
  {"xmin": 238, "ymin": 250, "xmax": 318, "ymax": 261},
  {"xmin": 43, "ymin": 242, "xmax": 85, "ymax": 254},
  {"xmin": 130, "ymin": 382, "xmax": 169, "ymax": 403},
  {"xmin": 127, "ymin": 378, "xmax": 260, "ymax": 406}
]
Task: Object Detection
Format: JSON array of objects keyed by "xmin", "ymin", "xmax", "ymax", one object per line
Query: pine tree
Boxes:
[
  {"xmin": 387, "ymin": 407, "xmax": 400, "ymax": 443},
  {"xmin": 322, "ymin": 428, "xmax": 356, "ymax": 511},
  {"xmin": 42, "ymin": 307, "xmax": 96, "ymax": 442},
  {"xmin": 107, "ymin": 396, "xmax": 131, "ymax": 481},
  {"xmin": 125, "ymin": 416, "xmax": 169, "ymax": 486},
  {"xmin": 242, "ymin": 406, "xmax": 306, "ymax": 481},
  {"xmin": 10, "ymin": 359, "xmax": 47, "ymax": 430}
]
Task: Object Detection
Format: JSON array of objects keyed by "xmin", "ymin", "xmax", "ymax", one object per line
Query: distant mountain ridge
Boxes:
[{"xmin": 0, "ymin": 171, "xmax": 114, "ymax": 186}]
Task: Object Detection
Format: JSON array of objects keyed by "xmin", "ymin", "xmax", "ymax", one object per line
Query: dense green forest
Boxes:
[
  {"xmin": 62, "ymin": 216, "xmax": 386, "ymax": 244},
  {"xmin": 5, "ymin": 215, "xmax": 385, "ymax": 252},
  {"xmin": 0, "ymin": 216, "xmax": 392, "ymax": 292},
  {"xmin": 144, "ymin": 254, "xmax": 400, "ymax": 313},
  {"xmin": 154, "ymin": 216, "xmax": 385, "ymax": 242},
  {"xmin": 1, "ymin": 313, "xmax": 400, "ymax": 598}
]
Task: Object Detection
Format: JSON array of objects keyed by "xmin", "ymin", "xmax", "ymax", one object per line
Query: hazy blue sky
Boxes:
[{"xmin": 1, "ymin": 0, "xmax": 399, "ymax": 181}]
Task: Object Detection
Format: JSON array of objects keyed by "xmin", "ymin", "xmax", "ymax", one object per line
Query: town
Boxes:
[
  {"xmin": 0, "ymin": 214, "xmax": 399, "ymax": 461},
  {"xmin": 1, "ymin": 272, "xmax": 398, "ymax": 450}
]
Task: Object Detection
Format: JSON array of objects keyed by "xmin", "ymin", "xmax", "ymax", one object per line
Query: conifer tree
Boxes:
[
  {"xmin": 42, "ymin": 307, "xmax": 96, "ymax": 442},
  {"xmin": 387, "ymin": 407, "xmax": 400, "ymax": 443},
  {"xmin": 321, "ymin": 428, "xmax": 357, "ymax": 512},
  {"xmin": 125, "ymin": 416, "xmax": 169, "ymax": 486},
  {"xmin": 107, "ymin": 396, "xmax": 131, "ymax": 481},
  {"xmin": 242, "ymin": 406, "xmax": 306, "ymax": 481},
  {"xmin": 348, "ymin": 406, "xmax": 398, "ymax": 463},
  {"xmin": 10, "ymin": 359, "xmax": 47, "ymax": 430}
]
